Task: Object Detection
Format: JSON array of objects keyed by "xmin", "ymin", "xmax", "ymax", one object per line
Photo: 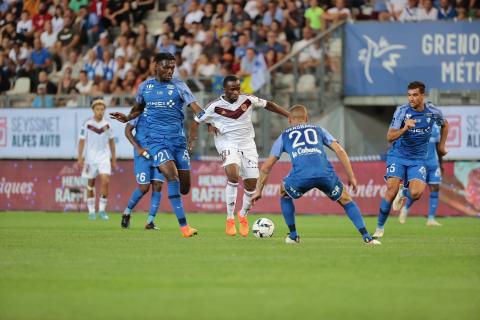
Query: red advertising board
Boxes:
[{"xmin": 0, "ymin": 160, "xmax": 476, "ymax": 216}]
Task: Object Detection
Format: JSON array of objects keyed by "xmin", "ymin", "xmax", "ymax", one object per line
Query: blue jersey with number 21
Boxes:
[{"xmin": 270, "ymin": 124, "xmax": 337, "ymax": 179}]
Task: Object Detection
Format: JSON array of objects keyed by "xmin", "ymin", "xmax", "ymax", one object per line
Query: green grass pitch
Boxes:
[{"xmin": 0, "ymin": 212, "xmax": 479, "ymax": 320}]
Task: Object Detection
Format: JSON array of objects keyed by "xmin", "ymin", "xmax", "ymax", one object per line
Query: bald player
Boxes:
[{"xmin": 252, "ymin": 105, "xmax": 380, "ymax": 245}]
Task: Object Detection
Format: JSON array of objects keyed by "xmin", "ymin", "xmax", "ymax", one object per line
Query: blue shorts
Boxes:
[
  {"xmin": 134, "ymin": 154, "xmax": 165, "ymax": 184},
  {"xmin": 150, "ymin": 139, "xmax": 191, "ymax": 170},
  {"xmin": 385, "ymin": 156, "xmax": 427, "ymax": 185},
  {"xmin": 426, "ymin": 162, "xmax": 442, "ymax": 184},
  {"xmin": 283, "ymin": 173, "xmax": 343, "ymax": 201}
]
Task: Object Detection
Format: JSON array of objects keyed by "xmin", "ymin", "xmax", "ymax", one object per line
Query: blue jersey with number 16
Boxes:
[{"xmin": 270, "ymin": 124, "xmax": 337, "ymax": 179}]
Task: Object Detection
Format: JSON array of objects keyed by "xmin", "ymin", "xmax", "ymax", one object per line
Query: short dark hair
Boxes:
[
  {"xmin": 154, "ymin": 52, "xmax": 175, "ymax": 63},
  {"xmin": 408, "ymin": 81, "xmax": 425, "ymax": 94},
  {"xmin": 223, "ymin": 75, "xmax": 239, "ymax": 87}
]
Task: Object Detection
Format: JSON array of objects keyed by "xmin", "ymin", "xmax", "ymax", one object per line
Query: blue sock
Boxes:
[
  {"xmin": 344, "ymin": 201, "xmax": 371, "ymax": 240},
  {"xmin": 377, "ymin": 198, "xmax": 392, "ymax": 228},
  {"xmin": 167, "ymin": 180, "xmax": 187, "ymax": 227},
  {"xmin": 126, "ymin": 188, "xmax": 145, "ymax": 214},
  {"xmin": 147, "ymin": 191, "xmax": 161, "ymax": 224},
  {"xmin": 280, "ymin": 196, "xmax": 297, "ymax": 239},
  {"xmin": 428, "ymin": 191, "xmax": 439, "ymax": 220},
  {"xmin": 405, "ymin": 189, "xmax": 414, "ymax": 210}
]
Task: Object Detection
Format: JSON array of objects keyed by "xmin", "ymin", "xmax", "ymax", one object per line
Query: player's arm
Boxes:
[
  {"xmin": 110, "ymin": 102, "xmax": 145, "ymax": 123},
  {"xmin": 252, "ymin": 155, "xmax": 279, "ymax": 204},
  {"xmin": 330, "ymin": 141, "xmax": 358, "ymax": 193},
  {"xmin": 109, "ymin": 137, "xmax": 117, "ymax": 168},
  {"xmin": 265, "ymin": 101, "xmax": 289, "ymax": 118},
  {"xmin": 125, "ymin": 123, "xmax": 149, "ymax": 157},
  {"xmin": 188, "ymin": 101, "xmax": 204, "ymax": 115},
  {"xmin": 437, "ymin": 119, "xmax": 449, "ymax": 157},
  {"xmin": 386, "ymin": 107, "xmax": 415, "ymax": 143},
  {"xmin": 77, "ymin": 138, "xmax": 85, "ymax": 169},
  {"xmin": 188, "ymin": 120, "xmax": 199, "ymax": 151}
]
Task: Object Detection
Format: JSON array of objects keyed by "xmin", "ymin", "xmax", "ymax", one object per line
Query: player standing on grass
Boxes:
[
  {"xmin": 251, "ymin": 105, "xmax": 380, "ymax": 245},
  {"xmin": 120, "ymin": 112, "xmax": 165, "ymax": 230},
  {"xmin": 393, "ymin": 122, "xmax": 444, "ymax": 226},
  {"xmin": 373, "ymin": 81, "xmax": 448, "ymax": 238},
  {"xmin": 110, "ymin": 52, "xmax": 203, "ymax": 238},
  {"xmin": 77, "ymin": 99, "xmax": 116, "ymax": 221},
  {"xmin": 189, "ymin": 75, "xmax": 289, "ymax": 237}
]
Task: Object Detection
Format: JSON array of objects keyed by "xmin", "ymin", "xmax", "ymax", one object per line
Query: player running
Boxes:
[
  {"xmin": 77, "ymin": 99, "xmax": 116, "ymax": 221},
  {"xmin": 110, "ymin": 52, "xmax": 204, "ymax": 238},
  {"xmin": 393, "ymin": 122, "xmax": 443, "ymax": 226},
  {"xmin": 189, "ymin": 75, "xmax": 289, "ymax": 237},
  {"xmin": 121, "ymin": 112, "xmax": 165, "ymax": 230},
  {"xmin": 374, "ymin": 81, "xmax": 448, "ymax": 238},
  {"xmin": 251, "ymin": 105, "xmax": 380, "ymax": 245}
]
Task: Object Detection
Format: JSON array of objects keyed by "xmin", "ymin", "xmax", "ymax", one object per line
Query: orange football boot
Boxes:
[
  {"xmin": 226, "ymin": 218, "xmax": 236, "ymax": 236},
  {"xmin": 238, "ymin": 213, "xmax": 249, "ymax": 237},
  {"xmin": 180, "ymin": 225, "xmax": 198, "ymax": 238}
]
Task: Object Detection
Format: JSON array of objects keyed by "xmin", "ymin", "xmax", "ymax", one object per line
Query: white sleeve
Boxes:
[
  {"xmin": 107, "ymin": 123, "xmax": 114, "ymax": 139},
  {"xmin": 251, "ymin": 95, "xmax": 267, "ymax": 108},
  {"xmin": 79, "ymin": 122, "xmax": 87, "ymax": 140}
]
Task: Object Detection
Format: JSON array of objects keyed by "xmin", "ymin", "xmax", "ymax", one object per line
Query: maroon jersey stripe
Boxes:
[
  {"xmin": 87, "ymin": 124, "xmax": 110, "ymax": 134},
  {"xmin": 214, "ymin": 99, "xmax": 252, "ymax": 119}
]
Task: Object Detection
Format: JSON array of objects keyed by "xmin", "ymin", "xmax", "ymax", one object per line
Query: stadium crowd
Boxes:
[{"xmin": 0, "ymin": 0, "xmax": 478, "ymax": 106}]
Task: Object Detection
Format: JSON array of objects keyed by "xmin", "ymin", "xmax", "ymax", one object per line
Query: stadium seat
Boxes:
[{"xmin": 6, "ymin": 77, "xmax": 31, "ymax": 95}]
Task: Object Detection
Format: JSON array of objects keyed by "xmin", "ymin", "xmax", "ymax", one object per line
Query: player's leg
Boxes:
[
  {"xmin": 224, "ymin": 161, "xmax": 240, "ymax": 236},
  {"xmin": 176, "ymin": 148, "xmax": 192, "ymax": 195},
  {"xmin": 374, "ymin": 158, "xmax": 406, "ymax": 237},
  {"xmin": 237, "ymin": 148, "xmax": 260, "ymax": 237},
  {"xmin": 98, "ymin": 174, "xmax": 110, "ymax": 220},
  {"xmin": 122, "ymin": 156, "xmax": 151, "ymax": 228},
  {"xmin": 145, "ymin": 171, "xmax": 165, "ymax": 230},
  {"xmin": 122, "ymin": 183, "xmax": 149, "ymax": 228},
  {"xmin": 281, "ymin": 177, "xmax": 304, "ymax": 244},
  {"xmin": 178, "ymin": 170, "xmax": 191, "ymax": 195},
  {"xmin": 86, "ymin": 178, "xmax": 96, "ymax": 220},
  {"xmin": 426, "ymin": 184, "xmax": 441, "ymax": 226}
]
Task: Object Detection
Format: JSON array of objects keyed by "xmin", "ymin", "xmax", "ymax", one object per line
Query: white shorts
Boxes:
[
  {"xmin": 82, "ymin": 161, "xmax": 111, "ymax": 179},
  {"xmin": 220, "ymin": 147, "xmax": 259, "ymax": 179}
]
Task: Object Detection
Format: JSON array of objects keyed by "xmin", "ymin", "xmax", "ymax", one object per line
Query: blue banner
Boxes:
[{"xmin": 344, "ymin": 22, "xmax": 480, "ymax": 96}]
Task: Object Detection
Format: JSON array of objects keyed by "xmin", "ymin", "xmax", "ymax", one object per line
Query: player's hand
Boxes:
[
  {"xmin": 111, "ymin": 159, "xmax": 118, "ymax": 170},
  {"xmin": 76, "ymin": 159, "xmax": 84, "ymax": 170},
  {"xmin": 404, "ymin": 119, "xmax": 416, "ymax": 130},
  {"xmin": 188, "ymin": 137, "xmax": 197, "ymax": 151},
  {"xmin": 438, "ymin": 145, "xmax": 448, "ymax": 157},
  {"xmin": 348, "ymin": 177, "xmax": 358, "ymax": 193},
  {"xmin": 109, "ymin": 112, "xmax": 129, "ymax": 123},
  {"xmin": 251, "ymin": 191, "xmax": 262, "ymax": 204},
  {"xmin": 207, "ymin": 123, "xmax": 220, "ymax": 136},
  {"xmin": 137, "ymin": 147, "xmax": 150, "ymax": 159}
]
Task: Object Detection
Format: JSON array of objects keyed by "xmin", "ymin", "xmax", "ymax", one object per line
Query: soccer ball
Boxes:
[{"xmin": 252, "ymin": 218, "xmax": 275, "ymax": 238}]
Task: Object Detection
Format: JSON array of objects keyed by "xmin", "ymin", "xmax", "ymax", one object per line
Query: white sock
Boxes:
[
  {"xmin": 239, "ymin": 190, "xmax": 254, "ymax": 217},
  {"xmin": 226, "ymin": 181, "xmax": 238, "ymax": 219},
  {"xmin": 87, "ymin": 197, "xmax": 95, "ymax": 214},
  {"xmin": 99, "ymin": 196, "xmax": 108, "ymax": 212}
]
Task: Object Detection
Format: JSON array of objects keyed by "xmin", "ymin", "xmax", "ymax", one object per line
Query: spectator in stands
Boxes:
[
  {"xmin": 113, "ymin": 54, "xmax": 132, "ymax": 80},
  {"xmin": 263, "ymin": 1, "xmax": 283, "ymax": 26},
  {"xmin": 324, "ymin": 0, "xmax": 352, "ymax": 24},
  {"xmin": 262, "ymin": 31, "xmax": 286, "ymax": 54},
  {"xmin": 191, "ymin": 21, "xmax": 206, "ymax": 43},
  {"xmin": 57, "ymin": 15, "xmax": 80, "ymax": 51},
  {"xmin": 65, "ymin": 87, "xmax": 80, "ymax": 107},
  {"xmin": 164, "ymin": 4, "xmax": 179, "ymax": 30},
  {"xmin": 156, "ymin": 33, "xmax": 176, "ymax": 55},
  {"xmin": 418, "ymin": 0, "xmax": 439, "ymax": 19},
  {"xmin": 32, "ymin": 2, "xmax": 52, "ymax": 32},
  {"xmin": 202, "ymin": 30, "xmax": 220, "ymax": 58},
  {"xmin": 185, "ymin": 0, "xmax": 204, "ymax": 25},
  {"xmin": 30, "ymin": 37, "xmax": 52, "ymax": 72},
  {"xmin": 234, "ymin": 33, "xmax": 250, "ymax": 59},
  {"xmin": 17, "ymin": 10, "xmax": 34, "ymax": 40},
  {"xmin": 135, "ymin": 56, "xmax": 150, "ymax": 81},
  {"xmin": 181, "ymin": 33, "xmax": 202, "ymax": 66},
  {"xmin": 83, "ymin": 49, "xmax": 100, "ymax": 80},
  {"xmin": 95, "ymin": 32, "xmax": 115, "ymax": 62},
  {"xmin": 438, "ymin": 0, "xmax": 458, "ymax": 18},
  {"xmin": 194, "ymin": 53, "xmax": 218, "ymax": 78},
  {"xmin": 238, "ymin": 47, "xmax": 261, "ymax": 77},
  {"xmin": 96, "ymin": 49, "xmax": 115, "ymax": 81},
  {"xmin": 104, "ymin": 1, "xmax": 129, "ymax": 27},
  {"xmin": 57, "ymin": 66, "xmax": 76, "ymax": 94},
  {"xmin": 382, "ymin": 0, "xmax": 407, "ymax": 20},
  {"xmin": 213, "ymin": 2, "xmax": 229, "ymax": 22},
  {"xmin": 32, "ymin": 83, "xmax": 54, "ymax": 108},
  {"xmin": 77, "ymin": 5, "xmax": 100, "ymax": 48},
  {"xmin": 264, "ymin": 48, "xmax": 278, "ymax": 69},
  {"xmin": 291, "ymin": 27, "xmax": 319, "ymax": 72},
  {"xmin": 59, "ymin": 49, "xmax": 82, "ymax": 79},
  {"xmin": 75, "ymin": 69, "xmax": 93, "ymax": 94},
  {"xmin": 52, "ymin": 5, "xmax": 65, "ymax": 34},
  {"xmin": 136, "ymin": 22, "xmax": 155, "ymax": 49},
  {"xmin": 131, "ymin": 0, "xmax": 155, "ymax": 23},
  {"xmin": 399, "ymin": 0, "xmax": 421, "ymax": 20},
  {"xmin": 0, "ymin": 53, "xmax": 11, "ymax": 92},
  {"xmin": 283, "ymin": 0, "xmax": 303, "ymax": 42},
  {"xmin": 231, "ymin": 2, "xmax": 251, "ymax": 25},
  {"xmin": 36, "ymin": 70, "xmax": 57, "ymax": 94},
  {"xmin": 40, "ymin": 20, "xmax": 57, "ymax": 49},
  {"xmin": 270, "ymin": 20, "xmax": 290, "ymax": 51},
  {"xmin": 220, "ymin": 35, "xmax": 235, "ymax": 60},
  {"xmin": 114, "ymin": 35, "xmax": 134, "ymax": 60},
  {"xmin": 135, "ymin": 37, "xmax": 154, "ymax": 61},
  {"xmin": 200, "ymin": 2, "xmax": 214, "ymax": 29},
  {"xmin": 305, "ymin": 0, "xmax": 325, "ymax": 31},
  {"xmin": 172, "ymin": 16, "xmax": 187, "ymax": 51},
  {"xmin": 9, "ymin": 39, "xmax": 29, "ymax": 76},
  {"xmin": 244, "ymin": 0, "xmax": 262, "ymax": 20},
  {"xmin": 69, "ymin": 0, "xmax": 88, "ymax": 13}
]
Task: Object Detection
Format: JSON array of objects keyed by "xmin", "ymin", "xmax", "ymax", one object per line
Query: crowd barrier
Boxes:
[{"xmin": 1, "ymin": 160, "xmax": 478, "ymax": 216}]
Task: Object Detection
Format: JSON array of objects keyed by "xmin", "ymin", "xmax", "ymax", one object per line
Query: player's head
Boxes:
[
  {"xmin": 407, "ymin": 81, "xmax": 425, "ymax": 109},
  {"xmin": 154, "ymin": 52, "xmax": 175, "ymax": 82},
  {"xmin": 288, "ymin": 105, "xmax": 308, "ymax": 125},
  {"xmin": 223, "ymin": 75, "xmax": 241, "ymax": 102},
  {"xmin": 91, "ymin": 99, "xmax": 106, "ymax": 120}
]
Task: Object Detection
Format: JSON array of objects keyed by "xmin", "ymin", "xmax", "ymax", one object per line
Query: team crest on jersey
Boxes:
[
  {"xmin": 146, "ymin": 84, "xmax": 154, "ymax": 89},
  {"xmin": 240, "ymin": 103, "xmax": 248, "ymax": 111},
  {"xmin": 168, "ymin": 90, "xmax": 173, "ymax": 95},
  {"xmin": 427, "ymin": 117, "xmax": 431, "ymax": 123},
  {"xmin": 405, "ymin": 113, "xmax": 412, "ymax": 119}
]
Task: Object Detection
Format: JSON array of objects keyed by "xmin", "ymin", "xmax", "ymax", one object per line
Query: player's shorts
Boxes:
[
  {"xmin": 134, "ymin": 154, "xmax": 165, "ymax": 184},
  {"xmin": 150, "ymin": 138, "xmax": 191, "ymax": 170},
  {"xmin": 283, "ymin": 173, "xmax": 343, "ymax": 201},
  {"xmin": 385, "ymin": 156, "xmax": 427, "ymax": 185},
  {"xmin": 220, "ymin": 147, "xmax": 259, "ymax": 179},
  {"xmin": 82, "ymin": 160, "xmax": 111, "ymax": 179},
  {"xmin": 425, "ymin": 162, "xmax": 442, "ymax": 184}
]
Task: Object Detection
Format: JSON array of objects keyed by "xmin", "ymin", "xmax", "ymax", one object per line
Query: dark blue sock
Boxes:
[
  {"xmin": 280, "ymin": 196, "xmax": 297, "ymax": 239},
  {"xmin": 344, "ymin": 201, "xmax": 371, "ymax": 240},
  {"xmin": 126, "ymin": 188, "xmax": 145, "ymax": 213},
  {"xmin": 147, "ymin": 191, "xmax": 161, "ymax": 224},
  {"xmin": 428, "ymin": 191, "xmax": 439, "ymax": 219},
  {"xmin": 377, "ymin": 198, "xmax": 392, "ymax": 228},
  {"xmin": 405, "ymin": 189, "xmax": 414, "ymax": 209},
  {"xmin": 167, "ymin": 180, "xmax": 187, "ymax": 227}
]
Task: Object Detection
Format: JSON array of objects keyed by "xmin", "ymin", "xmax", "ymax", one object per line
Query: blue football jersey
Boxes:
[
  {"xmin": 270, "ymin": 124, "xmax": 337, "ymax": 179},
  {"xmin": 128, "ymin": 113, "xmax": 148, "ymax": 157},
  {"xmin": 135, "ymin": 77, "xmax": 196, "ymax": 143},
  {"xmin": 388, "ymin": 102, "xmax": 444, "ymax": 160},
  {"xmin": 426, "ymin": 122, "xmax": 440, "ymax": 166}
]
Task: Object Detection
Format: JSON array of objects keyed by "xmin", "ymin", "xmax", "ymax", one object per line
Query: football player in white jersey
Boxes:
[
  {"xmin": 189, "ymin": 75, "xmax": 289, "ymax": 237},
  {"xmin": 77, "ymin": 99, "xmax": 116, "ymax": 221}
]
